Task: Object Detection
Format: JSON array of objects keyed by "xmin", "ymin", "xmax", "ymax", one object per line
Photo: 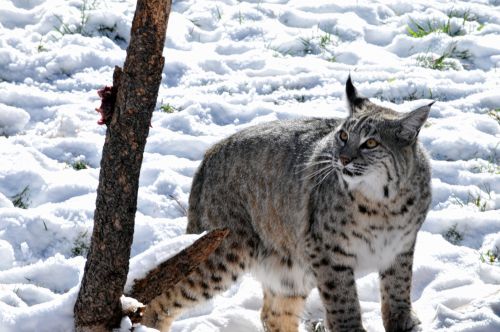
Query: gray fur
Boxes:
[{"xmin": 143, "ymin": 77, "xmax": 432, "ymax": 332}]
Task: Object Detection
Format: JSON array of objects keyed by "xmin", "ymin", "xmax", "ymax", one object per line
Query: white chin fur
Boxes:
[{"xmin": 342, "ymin": 168, "xmax": 387, "ymax": 201}]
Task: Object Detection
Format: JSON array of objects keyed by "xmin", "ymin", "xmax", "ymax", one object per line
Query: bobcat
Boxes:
[{"xmin": 142, "ymin": 76, "xmax": 432, "ymax": 332}]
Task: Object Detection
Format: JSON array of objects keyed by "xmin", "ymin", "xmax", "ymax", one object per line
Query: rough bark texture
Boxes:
[
  {"xmin": 74, "ymin": 1, "xmax": 172, "ymax": 331},
  {"xmin": 128, "ymin": 228, "xmax": 230, "ymax": 304}
]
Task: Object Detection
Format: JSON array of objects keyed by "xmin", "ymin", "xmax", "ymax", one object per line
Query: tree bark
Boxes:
[{"xmin": 74, "ymin": 1, "xmax": 172, "ymax": 331}]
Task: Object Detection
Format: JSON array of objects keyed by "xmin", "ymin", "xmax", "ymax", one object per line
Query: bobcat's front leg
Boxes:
[
  {"xmin": 379, "ymin": 249, "xmax": 421, "ymax": 332},
  {"xmin": 317, "ymin": 262, "xmax": 365, "ymax": 332},
  {"xmin": 306, "ymin": 236, "xmax": 366, "ymax": 332}
]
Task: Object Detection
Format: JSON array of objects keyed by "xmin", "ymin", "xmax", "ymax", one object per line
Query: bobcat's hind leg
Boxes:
[
  {"xmin": 260, "ymin": 289, "xmax": 306, "ymax": 332},
  {"xmin": 142, "ymin": 232, "xmax": 256, "ymax": 331}
]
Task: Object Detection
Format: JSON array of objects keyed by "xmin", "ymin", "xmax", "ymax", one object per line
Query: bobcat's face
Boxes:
[{"xmin": 331, "ymin": 115, "xmax": 394, "ymax": 188}]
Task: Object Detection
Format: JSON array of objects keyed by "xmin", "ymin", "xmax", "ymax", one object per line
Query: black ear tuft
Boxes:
[
  {"xmin": 346, "ymin": 74, "xmax": 357, "ymax": 103},
  {"xmin": 345, "ymin": 75, "xmax": 367, "ymax": 115}
]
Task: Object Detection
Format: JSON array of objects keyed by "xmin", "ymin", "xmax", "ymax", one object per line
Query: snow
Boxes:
[
  {"xmin": 0, "ymin": 104, "xmax": 30, "ymax": 136},
  {"xmin": 0, "ymin": 0, "xmax": 499, "ymax": 331}
]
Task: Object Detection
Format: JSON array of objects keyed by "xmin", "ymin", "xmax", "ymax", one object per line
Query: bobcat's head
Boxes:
[{"xmin": 317, "ymin": 76, "xmax": 433, "ymax": 200}]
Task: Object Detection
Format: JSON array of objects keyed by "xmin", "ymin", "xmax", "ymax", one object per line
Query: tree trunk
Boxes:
[{"xmin": 74, "ymin": 1, "xmax": 172, "ymax": 331}]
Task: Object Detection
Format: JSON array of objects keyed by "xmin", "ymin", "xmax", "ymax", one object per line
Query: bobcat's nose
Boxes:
[{"xmin": 339, "ymin": 155, "xmax": 351, "ymax": 166}]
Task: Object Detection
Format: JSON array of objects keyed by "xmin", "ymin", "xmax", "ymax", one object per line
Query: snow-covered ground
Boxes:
[{"xmin": 1, "ymin": 0, "xmax": 499, "ymax": 331}]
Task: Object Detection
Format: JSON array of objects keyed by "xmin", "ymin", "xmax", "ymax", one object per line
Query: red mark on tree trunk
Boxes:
[{"xmin": 95, "ymin": 86, "xmax": 117, "ymax": 126}]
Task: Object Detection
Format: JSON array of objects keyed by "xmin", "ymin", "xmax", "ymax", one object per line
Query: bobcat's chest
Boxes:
[{"xmin": 349, "ymin": 204, "xmax": 416, "ymax": 277}]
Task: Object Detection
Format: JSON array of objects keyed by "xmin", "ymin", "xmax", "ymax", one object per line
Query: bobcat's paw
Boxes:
[{"xmin": 384, "ymin": 310, "xmax": 421, "ymax": 332}]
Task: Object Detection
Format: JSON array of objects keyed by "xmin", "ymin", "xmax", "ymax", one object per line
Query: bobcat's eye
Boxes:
[
  {"xmin": 362, "ymin": 138, "xmax": 379, "ymax": 149},
  {"xmin": 339, "ymin": 130, "xmax": 348, "ymax": 142}
]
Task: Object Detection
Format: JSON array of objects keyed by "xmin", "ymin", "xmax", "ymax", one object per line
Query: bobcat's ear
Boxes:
[
  {"xmin": 346, "ymin": 75, "xmax": 369, "ymax": 116},
  {"xmin": 396, "ymin": 102, "xmax": 434, "ymax": 144}
]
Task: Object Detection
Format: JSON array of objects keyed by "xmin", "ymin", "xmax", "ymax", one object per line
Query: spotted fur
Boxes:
[{"xmin": 142, "ymin": 77, "xmax": 432, "ymax": 332}]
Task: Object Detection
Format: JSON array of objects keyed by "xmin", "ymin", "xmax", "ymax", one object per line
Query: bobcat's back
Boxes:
[{"xmin": 187, "ymin": 117, "xmax": 339, "ymax": 242}]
